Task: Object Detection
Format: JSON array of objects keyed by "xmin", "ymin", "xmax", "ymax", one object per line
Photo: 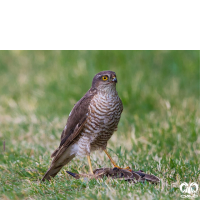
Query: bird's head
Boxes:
[{"xmin": 92, "ymin": 71, "xmax": 117, "ymax": 93}]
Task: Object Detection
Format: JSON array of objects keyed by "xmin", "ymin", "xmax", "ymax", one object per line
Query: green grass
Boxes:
[{"xmin": 0, "ymin": 51, "xmax": 199, "ymax": 199}]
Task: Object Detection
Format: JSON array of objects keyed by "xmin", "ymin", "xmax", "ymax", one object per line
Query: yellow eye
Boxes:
[{"xmin": 102, "ymin": 76, "xmax": 108, "ymax": 81}]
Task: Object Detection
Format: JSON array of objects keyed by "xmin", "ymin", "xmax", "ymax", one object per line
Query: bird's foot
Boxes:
[{"xmin": 113, "ymin": 165, "xmax": 132, "ymax": 172}]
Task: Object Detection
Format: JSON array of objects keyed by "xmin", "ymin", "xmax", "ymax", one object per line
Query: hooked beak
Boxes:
[{"xmin": 112, "ymin": 77, "xmax": 117, "ymax": 83}]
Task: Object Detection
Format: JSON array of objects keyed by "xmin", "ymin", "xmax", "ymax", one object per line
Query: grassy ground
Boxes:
[{"xmin": 0, "ymin": 51, "xmax": 199, "ymax": 199}]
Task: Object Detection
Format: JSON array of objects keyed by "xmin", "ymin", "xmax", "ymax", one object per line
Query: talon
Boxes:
[{"xmin": 124, "ymin": 166, "xmax": 132, "ymax": 171}]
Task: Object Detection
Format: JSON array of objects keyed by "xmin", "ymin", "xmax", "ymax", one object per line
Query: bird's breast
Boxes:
[{"xmin": 76, "ymin": 92, "xmax": 123, "ymax": 157}]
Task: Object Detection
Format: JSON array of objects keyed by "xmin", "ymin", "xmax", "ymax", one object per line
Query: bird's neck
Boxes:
[{"xmin": 97, "ymin": 85, "xmax": 117, "ymax": 97}]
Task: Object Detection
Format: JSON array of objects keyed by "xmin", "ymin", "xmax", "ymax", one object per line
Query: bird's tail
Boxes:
[
  {"xmin": 41, "ymin": 155, "xmax": 74, "ymax": 181},
  {"xmin": 51, "ymin": 148, "xmax": 59, "ymax": 158}
]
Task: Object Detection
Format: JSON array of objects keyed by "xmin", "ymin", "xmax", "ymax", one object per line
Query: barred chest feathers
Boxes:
[{"xmin": 76, "ymin": 91, "xmax": 123, "ymax": 157}]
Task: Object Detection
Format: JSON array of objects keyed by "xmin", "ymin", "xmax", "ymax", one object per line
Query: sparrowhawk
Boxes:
[{"xmin": 42, "ymin": 71, "xmax": 124, "ymax": 181}]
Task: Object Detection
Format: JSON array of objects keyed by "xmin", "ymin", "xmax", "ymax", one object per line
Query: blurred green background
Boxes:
[
  {"xmin": 0, "ymin": 51, "xmax": 199, "ymax": 199},
  {"xmin": 0, "ymin": 51, "xmax": 198, "ymax": 117},
  {"xmin": 0, "ymin": 50, "xmax": 199, "ymax": 162}
]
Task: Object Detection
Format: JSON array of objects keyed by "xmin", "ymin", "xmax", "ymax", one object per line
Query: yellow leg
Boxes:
[
  {"xmin": 104, "ymin": 149, "xmax": 131, "ymax": 170},
  {"xmin": 104, "ymin": 149, "xmax": 120, "ymax": 168},
  {"xmin": 87, "ymin": 155, "xmax": 94, "ymax": 174}
]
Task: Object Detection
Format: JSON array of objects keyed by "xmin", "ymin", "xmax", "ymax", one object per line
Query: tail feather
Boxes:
[
  {"xmin": 51, "ymin": 148, "xmax": 59, "ymax": 158},
  {"xmin": 41, "ymin": 166, "xmax": 63, "ymax": 181},
  {"xmin": 41, "ymin": 155, "xmax": 75, "ymax": 181}
]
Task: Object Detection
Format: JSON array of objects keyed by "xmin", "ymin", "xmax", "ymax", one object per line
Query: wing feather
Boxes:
[{"xmin": 50, "ymin": 88, "xmax": 97, "ymax": 162}]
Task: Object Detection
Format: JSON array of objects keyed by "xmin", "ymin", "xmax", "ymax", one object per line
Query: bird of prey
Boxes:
[{"xmin": 42, "ymin": 71, "xmax": 125, "ymax": 181}]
